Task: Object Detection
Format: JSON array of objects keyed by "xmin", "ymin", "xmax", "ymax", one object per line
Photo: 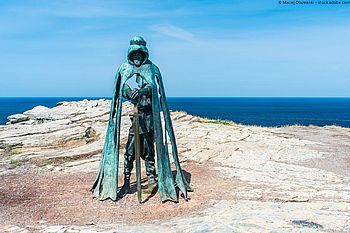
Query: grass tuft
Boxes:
[
  {"xmin": 203, "ymin": 119, "xmax": 232, "ymax": 126},
  {"xmin": 9, "ymin": 159, "xmax": 21, "ymax": 166}
]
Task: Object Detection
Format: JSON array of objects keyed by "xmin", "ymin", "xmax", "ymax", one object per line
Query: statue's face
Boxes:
[{"xmin": 132, "ymin": 52, "xmax": 143, "ymax": 67}]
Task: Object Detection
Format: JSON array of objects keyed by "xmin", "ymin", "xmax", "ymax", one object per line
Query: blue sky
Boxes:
[{"xmin": 0, "ymin": 0, "xmax": 349, "ymax": 97}]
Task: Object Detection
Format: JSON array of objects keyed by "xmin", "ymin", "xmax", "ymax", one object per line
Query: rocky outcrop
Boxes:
[
  {"xmin": 0, "ymin": 100, "xmax": 349, "ymax": 232},
  {"xmin": 0, "ymin": 99, "xmax": 131, "ymax": 166},
  {"xmin": 6, "ymin": 114, "xmax": 29, "ymax": 124}
]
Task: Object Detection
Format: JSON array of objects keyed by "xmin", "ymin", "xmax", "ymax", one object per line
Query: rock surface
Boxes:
[
  {"xmin": 0, "ymin": 99, "xmax": 349, "ymax": 232},
  {"xmin": 7, "ymin": 114, "xmax": 29, "ymax": 124}
]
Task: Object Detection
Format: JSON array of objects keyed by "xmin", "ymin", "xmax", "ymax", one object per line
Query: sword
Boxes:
[{"xmin": 133, "ymin": 103, "xmax": 142, "ymax": 203}]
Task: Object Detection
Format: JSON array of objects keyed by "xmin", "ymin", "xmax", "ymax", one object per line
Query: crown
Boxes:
[{"xmin": 130, "ymin": 36, "xmax": 147, "ymax": 46}]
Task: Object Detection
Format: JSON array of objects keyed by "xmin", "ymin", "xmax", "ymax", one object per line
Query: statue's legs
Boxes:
[
  {"xmin": 118, "ymin": 133, "xmax": 134, "ymax": 197},
  {"xmin": 119, "ymin": 131, "xmax": 157, "ymax": 197},
  {"xmin": 124, "ymin": 132, "xmax": 156, "ymax": 183},
  {"xmin": 141, "ymin": 132, "xmax": 156, "ymax": 185},
  {"xmin": 123, "ymin": 133, "xmax": 135, "ymax": 180}
]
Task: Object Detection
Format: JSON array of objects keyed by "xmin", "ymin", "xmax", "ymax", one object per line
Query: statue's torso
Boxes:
[{"xmin": 120, "ymin": 62, "xmax": 155, "ymax": 135}]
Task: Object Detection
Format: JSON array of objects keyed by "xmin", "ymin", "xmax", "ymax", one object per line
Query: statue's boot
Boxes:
[
  {"xmin": 143, "ymin": 177, "xmax": 157, "ymax": 194},
  {"xmin": 118, "ymin": 177, "xmax": 130, "ymax": 197}
]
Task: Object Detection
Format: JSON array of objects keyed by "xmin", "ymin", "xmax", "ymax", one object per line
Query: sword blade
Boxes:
[{"xmin": 133, "ymin": 104, "xmax": 142, "ymax": 203}]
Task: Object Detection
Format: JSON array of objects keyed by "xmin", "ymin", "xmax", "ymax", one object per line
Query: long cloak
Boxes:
[{"xmin": 91, "ymin": 53, "xmax": 191, "ymax": 202}]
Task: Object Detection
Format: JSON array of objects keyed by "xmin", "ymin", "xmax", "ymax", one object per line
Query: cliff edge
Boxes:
[{"xmin": 0, "ymin": 99, "xmax": 349, "ymax": 232}]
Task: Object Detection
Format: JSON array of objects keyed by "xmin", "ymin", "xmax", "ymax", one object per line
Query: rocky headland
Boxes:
[{"xmin": 0, "ymin": 99, "xmax": 349, "ymax": 232}]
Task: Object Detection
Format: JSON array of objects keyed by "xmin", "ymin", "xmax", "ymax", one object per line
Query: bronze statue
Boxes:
[{"xmin": 92, "ymin": 36, "xmax": 192, "ymax": 202}]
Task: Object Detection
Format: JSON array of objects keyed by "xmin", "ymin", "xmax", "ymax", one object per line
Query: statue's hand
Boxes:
[
  {"xmin": 138, "ymin": 86, "xmax": 151, "ymax": 96},
  {"xmin": 130, "ymin": 88, "xmax": 140, "ymax": 104}
]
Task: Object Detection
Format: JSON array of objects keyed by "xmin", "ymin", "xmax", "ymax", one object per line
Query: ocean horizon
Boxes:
[{"xmin": 0, "ymin": 97, "xmax": 349, "ymax": 128}]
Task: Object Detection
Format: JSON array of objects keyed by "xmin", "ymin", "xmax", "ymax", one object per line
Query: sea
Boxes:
[{"xmin": 0, "ymin": 97, "xmax": 349, "ymax": 128}]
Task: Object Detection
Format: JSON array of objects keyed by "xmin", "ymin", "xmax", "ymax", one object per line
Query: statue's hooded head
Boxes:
[{"xmin": 127, "ymin": 36, "xmax": 149, "ymax": 67}]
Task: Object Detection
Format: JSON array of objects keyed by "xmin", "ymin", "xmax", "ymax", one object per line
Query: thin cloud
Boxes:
[{"xmin": 149, "ymin": 24, "xmax": 195, "ymax": 42}]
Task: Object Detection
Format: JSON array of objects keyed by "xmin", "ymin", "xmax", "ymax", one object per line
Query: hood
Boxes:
[{"xmin": 127, "ymin": 36, "xmax": 149, "ymax": 65}]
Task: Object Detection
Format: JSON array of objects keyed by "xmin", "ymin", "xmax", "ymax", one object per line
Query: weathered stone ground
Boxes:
[{"xmin": 0, "ymin": 99, "xmax": 349, "ymax": 232}]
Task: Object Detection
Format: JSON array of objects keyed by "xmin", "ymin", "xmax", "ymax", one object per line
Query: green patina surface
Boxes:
[{"xmin": 92, "ymin": 36, "xmax": 191, "ymax": 202}]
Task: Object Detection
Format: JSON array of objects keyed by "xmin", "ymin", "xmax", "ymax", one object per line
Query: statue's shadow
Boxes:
[{"xmin": 117, "ymin": 169, "xmax": 192, "ymax": 203}]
